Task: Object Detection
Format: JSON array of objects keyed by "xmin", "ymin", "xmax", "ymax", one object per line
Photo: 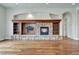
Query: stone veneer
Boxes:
[{"xmin": 36, "ymin": 23, "xmax": 53, "ymax": 35}]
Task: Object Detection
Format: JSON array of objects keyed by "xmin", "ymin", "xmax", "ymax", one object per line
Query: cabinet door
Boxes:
[{"xmin": 53, "ymin": 23, "xmax": 59, "ymax": 35}]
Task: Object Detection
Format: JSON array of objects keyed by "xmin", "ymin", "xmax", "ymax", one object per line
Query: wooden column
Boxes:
[{"xmin": 19, "ymin": 22, "xmax": 22, "ymax": 35}]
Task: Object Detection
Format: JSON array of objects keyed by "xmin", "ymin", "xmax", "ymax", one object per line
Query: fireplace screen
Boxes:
[{"xmin": 40, "ymin": 27, "xmax": 49, "ymax": 35}]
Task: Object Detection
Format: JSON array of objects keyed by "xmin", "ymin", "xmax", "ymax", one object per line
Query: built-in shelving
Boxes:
[
  {"xmin": 13, "ymin": 23, "xmax": 19, "ymax": 34},
  {"xmin": 12, "ymin": 19, "xmax": 61, "ymax": 35}
]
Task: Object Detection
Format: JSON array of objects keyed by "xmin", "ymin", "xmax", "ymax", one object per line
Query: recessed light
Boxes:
[{"xmin": 27, "ymin": 13, "xmax": 34, "ymax": 19}]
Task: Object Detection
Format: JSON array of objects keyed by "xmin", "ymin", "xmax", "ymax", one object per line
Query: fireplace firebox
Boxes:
[{"xmin": 40, "ymin": 27, "xmax": 49, "ymax": 35}]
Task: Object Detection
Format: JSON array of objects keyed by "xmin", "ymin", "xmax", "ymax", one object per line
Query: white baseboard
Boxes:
[
  {"xmin": 67, "ymin": 36, "xmax": 79, "ymax": 40},
  {"xmin": 74, "ymin": 38, "xmax": 79, "ymax": 40}
]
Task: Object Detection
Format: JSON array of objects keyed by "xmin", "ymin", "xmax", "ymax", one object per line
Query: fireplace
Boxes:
[{"xmin": 40, "ymin": 27, "xmax": 49, "ymax": 35}]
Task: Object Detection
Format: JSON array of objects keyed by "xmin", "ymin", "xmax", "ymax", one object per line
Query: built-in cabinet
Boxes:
[
  {"xmin": 53, "ymin": 22, "xmax": 59, "ymax": 35},
  {"xmin": 13, "ymin": 23, "xmax": 20, "ymax": 34},
  {"xmin": 12, "ymin": 19, "xmax": 61, "ymax": 35}
]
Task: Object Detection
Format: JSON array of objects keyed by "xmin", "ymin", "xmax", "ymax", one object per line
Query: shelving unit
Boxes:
[{"xmin": 13, "ymin": 23, "xmax": 20, "ymax": 34}]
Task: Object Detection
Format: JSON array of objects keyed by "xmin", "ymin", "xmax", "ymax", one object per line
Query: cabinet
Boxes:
[{"xmin": 53, "ymin": 23, "xmax": 59, "ymax": 35}]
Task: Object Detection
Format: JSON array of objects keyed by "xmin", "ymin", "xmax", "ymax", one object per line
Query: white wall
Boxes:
[
  {"xmin": 77, "ymin": 10, "xmax": 79, "ymax": 40},
  {"xmin": 63, "ymin": 12, "xmax": 73, "ymax": 38},
  {"xmin": 0, "ymin": 5, "xmax": 6, "ymax": 40},
  {"xmin": 5, "ymin": 6, "xmax": 77, "ymax": 40}
]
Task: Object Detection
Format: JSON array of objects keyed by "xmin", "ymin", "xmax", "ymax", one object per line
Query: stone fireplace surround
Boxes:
[{"xmin": 37, "ymin": 23, "xmax": 53, "ymax": 35}]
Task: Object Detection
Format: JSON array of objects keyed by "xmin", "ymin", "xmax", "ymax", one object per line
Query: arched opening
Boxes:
[{"xmin": 62, "ymin": 11, "xmax": 72, "ymax": 38}]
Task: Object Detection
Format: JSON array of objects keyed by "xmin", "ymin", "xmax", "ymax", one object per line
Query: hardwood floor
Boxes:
[{"xmin": 0, "ymin": 38, "xmax": 79, "ymax": 55}]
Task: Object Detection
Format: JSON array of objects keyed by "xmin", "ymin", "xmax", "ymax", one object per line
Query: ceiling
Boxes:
[{"xmin": 0, "ymin": 3, "xmax": 79, "ymax": 8}]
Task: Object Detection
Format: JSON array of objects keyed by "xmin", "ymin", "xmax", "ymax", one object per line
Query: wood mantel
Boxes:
[{"xmin": 12, "ymin": 19, "xmax": 61, "ymax": 23}]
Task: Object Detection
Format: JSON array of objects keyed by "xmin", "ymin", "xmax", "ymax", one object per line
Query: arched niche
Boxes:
[
  {"xmin": 13, "ymin": 13, "xmax": 33, "ymax": 20},
  {"xmin": 49, "ymin": 13, "xmax": 62, "ymax": 19},
  {"xmin": 13, "ymin": 12, "xmax": 62, "ymax": 20}
]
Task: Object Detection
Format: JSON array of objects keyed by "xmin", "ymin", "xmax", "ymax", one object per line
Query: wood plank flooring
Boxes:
[{"xmin": 0, "ymin": 38, "xmax": 79, "ymax": 55}]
